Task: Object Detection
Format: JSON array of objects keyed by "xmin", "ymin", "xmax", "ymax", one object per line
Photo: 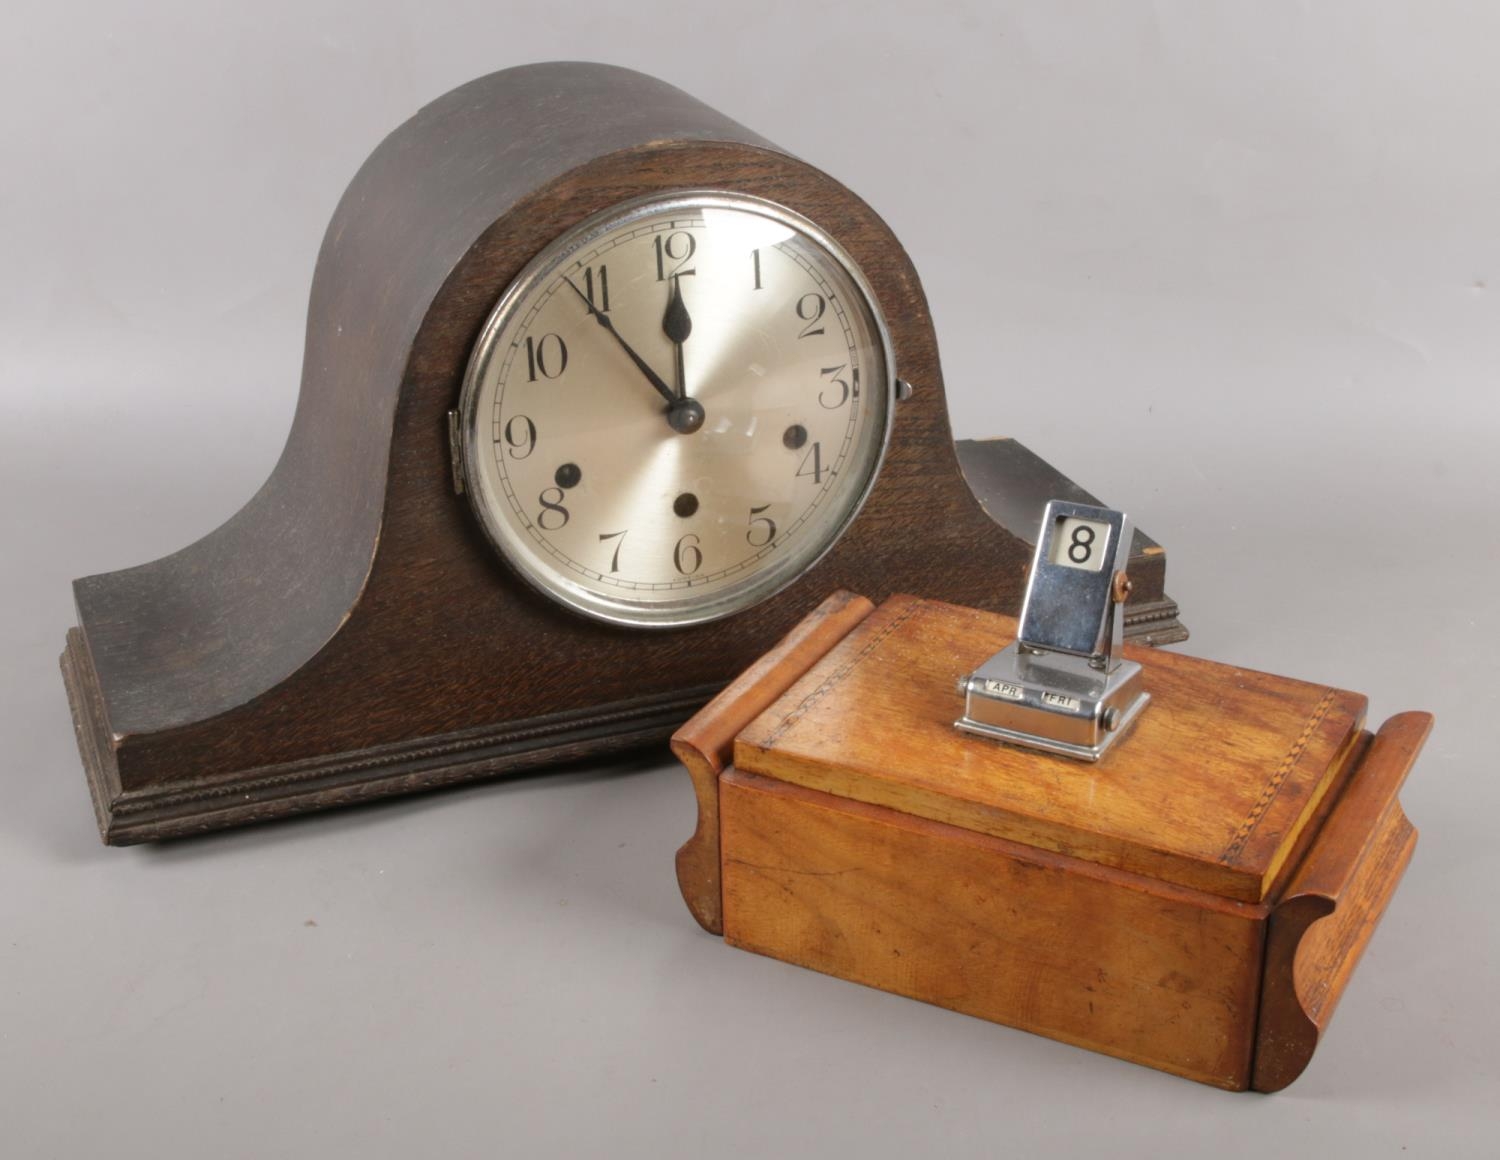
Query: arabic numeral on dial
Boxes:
[
  {"xmin": 795, "ymin": 442, "xmax": 825, "ymax": 484},
  {"xmin": 654, "ymin": 231, "xmax": 697, "ymax": 280},
  {"xmin": 795, "ymin": 292, "xmax": 826, "ymax": 338},
  {"xmin": 819, "ymin": 364, "xmax": 853, "ymax": 409},
  {"xmin": 599, "ymin": 529, "xmax": 627, "ymax": 573},
  {"xmin": 525, "ymin": 333, "xmax": 568, "ymax": 381},
  {"xmin": 500, "ymin": 414, "xmax": 537, "ymax": 458},
  {"xmin": 746, "ymin": 504, "xmax": 776, "ymax": 548},
  {"xmin": 536, "ymin": 487, "xmax": 569, "ymax": 531},
  {"xmin": 673, "ymin": 533, "xmax": 702, "ymax": 575},
  {"xmin": 582, "ymin": 264, "xmax": 610, "ymax": 312}
]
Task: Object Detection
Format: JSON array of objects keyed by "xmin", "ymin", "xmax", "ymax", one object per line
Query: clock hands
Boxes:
[
  {"xmin": 659, "ymin": 274, "xmax": 704, "ymax": 433},
  {"xmin": 563, "ymin": 277, "xmax": 674, "ymax": 405},
  {"xmin": 563, "ymin": 277, "xmax": 704, "ymax": 434},
  {"xmin": 662, "ymin": 274, "xmax": 692, "ymax": 402}
]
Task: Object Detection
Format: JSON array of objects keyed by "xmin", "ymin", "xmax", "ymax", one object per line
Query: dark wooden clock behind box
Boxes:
[{"xmin": 60, "ymin": 63, "xmax": 1183, "ymax": 844}]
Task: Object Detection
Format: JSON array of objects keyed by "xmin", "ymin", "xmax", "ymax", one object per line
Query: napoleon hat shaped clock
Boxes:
[{"xmin": 59, "ymin": 63, "xmax": 1183, "ymax": 843}]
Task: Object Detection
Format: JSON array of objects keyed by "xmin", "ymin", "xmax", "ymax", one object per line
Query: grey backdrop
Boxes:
[{"xmin": 2, "ymin": 3, "xmax": 1495, "ymax": 1156}]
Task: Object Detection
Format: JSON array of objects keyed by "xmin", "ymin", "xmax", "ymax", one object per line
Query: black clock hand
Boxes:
[
  {"xmin": 564, "ymin": 276, "xmax": 704, "ymax": 434},
  {"xmin": 662, "ymin": 274, "xmax": 692, "ymax": 400},
  {"xmin": 563, "ymin": 277, "xmax": 677, "ymax": 408}
]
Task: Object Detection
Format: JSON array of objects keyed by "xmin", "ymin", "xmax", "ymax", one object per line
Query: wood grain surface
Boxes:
[
  {"xmin": 674, "ymin": 593, "xmax": 1428, "ymax": 1089},
  {"xmin": 720, "ymin": 767, "xmax": 1265, "ymax": 1089},
  {"xmin": 672, "ymin": 590, "xmax": 875, "ymax": 934},
  {"xmin": 1252, "ymin": 711, "xmax": 1429, "ymax": 1092},
  {"xmin": 734, "ymin": 594, "xmax": 1366, "ymax": 902}
]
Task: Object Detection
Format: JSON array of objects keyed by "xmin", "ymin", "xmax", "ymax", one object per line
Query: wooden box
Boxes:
[{"xmin": 672, "ymin": 592, "xmax": 1429, "ymax": 1090}]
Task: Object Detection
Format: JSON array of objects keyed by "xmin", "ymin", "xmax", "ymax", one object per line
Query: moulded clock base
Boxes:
[{"xmin": 61, "ymin": 626, "xmax": 719, "ymax": 844}]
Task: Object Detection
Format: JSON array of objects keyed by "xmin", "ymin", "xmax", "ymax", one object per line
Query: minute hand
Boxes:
[{"xmin": 563, "ymin": 278, "xmax": 676, "ymax": 407}]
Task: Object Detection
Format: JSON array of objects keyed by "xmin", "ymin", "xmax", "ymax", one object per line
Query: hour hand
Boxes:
[{"xmin": 662, "ymin": 275, "xmax": 692, "ymax": 400}]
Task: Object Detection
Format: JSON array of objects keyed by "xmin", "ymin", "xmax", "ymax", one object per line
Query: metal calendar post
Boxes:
[{"xmin": 956, "ymin": 500, "xmax": 1150, "ymax": 760}]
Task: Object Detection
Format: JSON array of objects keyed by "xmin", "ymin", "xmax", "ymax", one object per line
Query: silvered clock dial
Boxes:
[{"xmin": 457, "ymin": 192, "xmax": 895, "ymax": 627}]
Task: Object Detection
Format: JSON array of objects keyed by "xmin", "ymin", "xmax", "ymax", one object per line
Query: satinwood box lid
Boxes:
[{"xmin": 733, "ymin": 594, "xmax": 1367, "ymax": 903}]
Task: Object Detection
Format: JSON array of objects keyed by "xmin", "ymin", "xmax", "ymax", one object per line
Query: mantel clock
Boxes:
[{"xmin": 60, "ymin": 63, "xmax": 1183, "ymax": 843}]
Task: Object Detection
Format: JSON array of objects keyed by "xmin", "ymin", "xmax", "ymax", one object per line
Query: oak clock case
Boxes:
[
  {"xmin": 456, "ymin": 192, "xmax": 896, "ymax": 628},
  {"xmin": 59, "ymin": 62, "xmax": 1184, "ymax": 844}
]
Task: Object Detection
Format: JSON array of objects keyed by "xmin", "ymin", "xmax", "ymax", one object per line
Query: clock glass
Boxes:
[{"xmin": 458, "ymin": 192, "xmax": 895, "ymax": 627}]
